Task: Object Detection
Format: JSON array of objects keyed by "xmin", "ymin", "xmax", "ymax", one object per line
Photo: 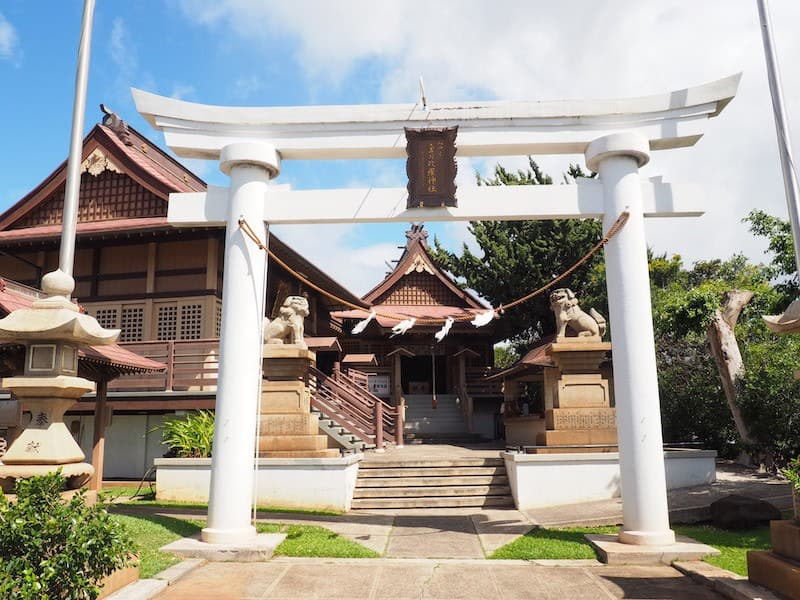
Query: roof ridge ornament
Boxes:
[{"xmin": 100, "ymin": 103, "xmax": 133, "ymax": 146}]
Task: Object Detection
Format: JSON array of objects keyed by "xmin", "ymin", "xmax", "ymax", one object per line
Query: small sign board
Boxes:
[
  {"xmin": 405, "ymin": 126, "xmax": 458, "ymax": 208},
  {"xmin": 368, "ymin": 374, "xmax": 391, "ymax": 397}
]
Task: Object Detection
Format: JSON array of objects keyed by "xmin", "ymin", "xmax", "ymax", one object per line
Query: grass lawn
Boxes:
[
  {"xmin": 675, "ymin": 524, "xmax": 772, "ymax": 576},
  {"xmin": 257, "ymin": 522, "xmax": 379, "ymax": 558},
  {"xmin": 490, "ymin": 526, "xmax": 618, "ymax": 560},
  {"xmin": 112, "ymin": 513, "xmax": 378, "ymax": 578},
  {"xmin": 490, "ymin": 523, "xmax": 772, "ymax": 576},
  {"xmin": 112, "ymin": 513, "xmax": 200, "ymax": 578}
]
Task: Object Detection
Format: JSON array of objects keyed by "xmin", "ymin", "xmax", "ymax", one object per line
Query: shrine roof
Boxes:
[
  {"xmin": 341, "ymin": 353, "xmax": 378, "ymax": 366},
  {"xmin": 485, "ymin": 337, "xmax": 556, "ymax": 381},
  {"xmin": 0, "ymin": 217, "xmax": 171, "ymax": 244},
  {"xmin": 304, "ymin": 337, "xmax": 342, "ymax": 352},
  {"xmin": 0, "ymin": 112, "xmax": 204, "ymax": 233},
  {"xmin": 361, "ymin": 224, "xmax": 486, "ymax": 310},
  {"xmin": 268, "ymin": 234, "xmax": 368, "ymax": 310}
]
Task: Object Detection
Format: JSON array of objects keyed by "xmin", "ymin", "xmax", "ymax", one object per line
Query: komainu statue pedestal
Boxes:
[
  {"xmin": 748, "ymin": 520, "xmax": 800, "ymax": 600},
  {"xmin": 531, "ymin": 340, "xmax": 617, "ymax": 454},
  {"xmin": 260, "ymin": 346, "xmax": 338, "ymax": 458}
]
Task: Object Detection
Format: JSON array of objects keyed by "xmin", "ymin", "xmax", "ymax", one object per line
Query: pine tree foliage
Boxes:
[{"xmin": 431, "ymin": 158, "xmax": 604, "ymax": 350}]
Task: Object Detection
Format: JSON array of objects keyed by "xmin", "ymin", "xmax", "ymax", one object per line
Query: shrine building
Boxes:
[{"xmin": 0, "ymin": 110, "xmax": 503, "ymax": 479}]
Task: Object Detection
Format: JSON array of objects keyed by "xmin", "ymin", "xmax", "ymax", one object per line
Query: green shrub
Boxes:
[
  {"xmin": 782, "ymin": 457, "xmax": 800, "ymax": 493},
  {"xmin": 157, "ymin": 410, "xmax": 215, "ymax": 458},
  {"xmin": 0, "ymin": 472, "xmax": 133, "ymax": 599}
]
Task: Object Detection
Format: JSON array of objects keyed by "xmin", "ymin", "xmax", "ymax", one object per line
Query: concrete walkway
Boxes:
[
  {"xmin": 115, "ymin": 462, "xmax": 792, "ymax": 559},
  {"xmin": 154, "ymin": 557, "xmax": 725, "ymax": 599}
]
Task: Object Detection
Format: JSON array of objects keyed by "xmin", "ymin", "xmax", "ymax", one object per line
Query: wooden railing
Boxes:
[
  {"xmin": 112, "ymin": 339, "xmax": 219, "ymax": 392},
  {"xmin": 342, "ymin": 367, "xmax": 369, "ymax": 392},
  {"xmin": 307, "ymin": 363, "xmax": 403, "ymax": 449}
]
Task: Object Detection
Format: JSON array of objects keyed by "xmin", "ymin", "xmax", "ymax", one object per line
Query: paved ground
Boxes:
[
  {"xmin": 154, "ymin": 558, "xmax": 725, "ymax": 599},
  {"xmin": 119, "ymin": 462, "xmax": 791, "ymax": 559},
  {"xmin": 114, "ymin": 454, "xmax": 790, "ymax": 599}
]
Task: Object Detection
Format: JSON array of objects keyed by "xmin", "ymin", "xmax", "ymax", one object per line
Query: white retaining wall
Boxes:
[
  {"xmin": 503, "ymin": 449, "xmax": 717, "ymax": 510},
  {"xmin": 155, "ymin": 454, "xmax": 362, "ymax": 512}
]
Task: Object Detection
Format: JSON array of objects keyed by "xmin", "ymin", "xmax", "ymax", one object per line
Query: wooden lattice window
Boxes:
[
  {"xmin": 156, "ymin": 305, "xmax": 178, "ymax": 341},
  {"xmin": 12, "ymin": 171, "xmax": 166, "ymax": 229},
  {"xmin": 120, "ymin": 307, "xmax": 145, "ymax": 342},
  {"xmin": 94, "ymin": 308, "xmax": 119, "ymax": 331},
  {"xmin": 155, "ymin": 301, "xmax": 204, "ymax": 341},
  {"xmin": 180, "ymin": 304, "xmax": 203, "ymax": 340},
  {"xmin": 376, "ymin": 273, "xmax": 462, "ymax": 306},
  {"xmin": 215, "ymin": 301, "xmax": 222, "ymax": 337}
]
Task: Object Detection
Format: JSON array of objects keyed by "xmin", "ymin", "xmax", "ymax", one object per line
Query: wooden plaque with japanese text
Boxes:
[{"xmin": 405, "ymin": 126, "xmax": 458, "ymax": 208}]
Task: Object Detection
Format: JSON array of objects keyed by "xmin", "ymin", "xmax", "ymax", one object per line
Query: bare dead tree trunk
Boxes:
[{"xmin": 706, "ymin": 289, "xmax": 757, "ymax": 449}]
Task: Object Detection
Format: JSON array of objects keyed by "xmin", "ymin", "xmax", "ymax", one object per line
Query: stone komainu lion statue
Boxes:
[
  {"xmin": 549, "ymin": 288, "xmax": 607, "ymax": 340},
  {"xmin": 263, "ymin": 296, "xmax": 309, "ymax": 348}
]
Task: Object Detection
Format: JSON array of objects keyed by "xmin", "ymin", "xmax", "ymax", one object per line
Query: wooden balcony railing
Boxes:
[{"xmin": 112, "ymin": 339, "xmax": 219, "ymax": 392}]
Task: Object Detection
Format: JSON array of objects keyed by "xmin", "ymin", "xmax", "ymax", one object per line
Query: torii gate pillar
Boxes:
[
  {"xmin": 587, "ymin": 133, "xmax": 675, "ymax": 546},
  {"xmin": 202, "ymin": 143, "xmax": 278, "ymax": 545}
]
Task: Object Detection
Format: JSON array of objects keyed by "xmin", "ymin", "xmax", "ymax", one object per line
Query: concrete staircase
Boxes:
[
  {"xmin": 311, "ymin": 408, "xmax": 374, "ymax": 453},
  {"xmin": 351, "ymin": 456, "xmax": 514, "ymax": 509},
  {"xmin": 403, "ymin": 394, "xmax": 468, "ymax": 433}
]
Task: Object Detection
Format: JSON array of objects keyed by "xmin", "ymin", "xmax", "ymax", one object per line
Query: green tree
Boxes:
[
  {"xmin": 744, "ymin": 209, "xmax": 797, "ymax": 299},
  {"xmin": 431, "ymin": 159, "xmax": 605, "ymax": 351},
  {"xmin": 434, "ymin": 161, "xmax": 800, "ymax": 466}
]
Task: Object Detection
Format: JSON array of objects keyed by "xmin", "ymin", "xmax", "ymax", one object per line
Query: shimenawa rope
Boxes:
[{"xmin": 238, "ymin": 211, "xmax": 629, "ymax": 326}]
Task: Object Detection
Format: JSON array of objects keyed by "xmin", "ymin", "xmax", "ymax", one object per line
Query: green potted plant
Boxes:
[{"xmin": 782, "ymin": 457, "xmax": 800, "ymax": 520}]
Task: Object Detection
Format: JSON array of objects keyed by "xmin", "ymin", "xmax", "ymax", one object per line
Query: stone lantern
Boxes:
[{"xmin": 0, "ymin": 270, "xmax": 119, "ymax": 492}]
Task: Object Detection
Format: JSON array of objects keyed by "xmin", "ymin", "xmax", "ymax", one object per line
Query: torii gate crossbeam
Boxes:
[{"xmin": 133, "ymin": 75, "xmax": 740, "ymax": 548}]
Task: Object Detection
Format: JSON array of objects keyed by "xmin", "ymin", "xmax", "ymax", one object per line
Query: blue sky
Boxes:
[{"xmin": 1, "ymin": 1, "xmax": 800, "ymax": 294}]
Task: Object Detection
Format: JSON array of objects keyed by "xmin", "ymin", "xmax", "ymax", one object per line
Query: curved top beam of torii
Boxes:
[{"xmin": 132, "ymin": 74, "xmax": 740, "ymax": 161}]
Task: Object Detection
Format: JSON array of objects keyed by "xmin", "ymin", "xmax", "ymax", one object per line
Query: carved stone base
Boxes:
[
  {"xmin": 747, "ymin": 520, "xmax": 800, "ymax": 600},
  {"xmin": 536, "ymin": 428, "xmax": 618, "ymax": 446},
  {"xmin": 0, "ymin": 461, "xmax": 94, "ymax": 492},
  {"xmin": 260, "ymin": 348, "xmax": 337, "ymax": 458},
  {"xmin": 1, "ymin": 376, "xmax": 93, "ymax": 465}
]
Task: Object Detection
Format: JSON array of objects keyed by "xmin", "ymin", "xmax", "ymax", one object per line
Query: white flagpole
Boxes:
[
  {"xmin": 757, "ymin": 0, "xmax": 800, "ymax": 275},
  {"xmin": 58, "ymin": 0, "xmax": 96, "ymax": 291}
]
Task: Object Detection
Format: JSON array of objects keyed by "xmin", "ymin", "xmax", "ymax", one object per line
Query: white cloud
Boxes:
[
  {"xmin": 175, "ymin": 1, "xmax": 800, "ymax": 287},
  {"xmin": 0, "ymin": 12, "xmax": 20, "ymax": 63},
  {"xmin": 110, "ymin": 18, "xmax": 136, "ymax": 74},
  {"xmin": 270, "ymin": 223, "xmax": 399, "ymax": 295},
  {"xmin": 233, "ymin": 74, "xmax": 263, "ymax": 99},
  {"xmin": 170, "ymin": 83, "xmax": 195, "ymax": 100}
]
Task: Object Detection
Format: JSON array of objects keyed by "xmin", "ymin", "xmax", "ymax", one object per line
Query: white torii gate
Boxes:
[{"xmin": 133, "ymin": 74, "xmax": 740, "ymax": 547}]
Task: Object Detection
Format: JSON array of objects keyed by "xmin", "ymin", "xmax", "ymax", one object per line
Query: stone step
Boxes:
[
  {"xmin": 353, "ymin": 485, "xmax": 512, "ymax": 498},
  {"xmin": 359, "ymin": 457, "xmax": 504, "ymax": 469},
  {"xmin": 358, "ymin": 466, "xmax": 505, "ymax": 478},
  {"xmin": 351, "ymin": 495, "xmax": 514, "ymax": 509},
  {"xmin": 356, "ymin": 475, "xmax": 509, "ymax": 488}
]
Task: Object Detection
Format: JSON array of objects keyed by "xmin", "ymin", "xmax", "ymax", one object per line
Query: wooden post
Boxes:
[
  {"xmin": 395, "ymin": 398, "xmax": 405, "ymax": 448},
  {"xmin": 333, "ymin": 361, "xmax": 341, "ymax": 382},
  {"xmin": 392, "ymin": 353, "xmax": 402, "ymax": 407},
  {"xmin": 165, "ymin": 341, "xmax": 175, "ymax": 391},
  {"xmin": 374, "ymin": 399, "xmax": 384, "ymax": 450},
  {"xmin": 89, "ymin": 380, "xmax": 108, "ymax": 492}
]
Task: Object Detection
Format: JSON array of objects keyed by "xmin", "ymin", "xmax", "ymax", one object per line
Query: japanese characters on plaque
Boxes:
[{"xmin": 405, "ymin": 126, "xmax": 458, "ymax": 209}]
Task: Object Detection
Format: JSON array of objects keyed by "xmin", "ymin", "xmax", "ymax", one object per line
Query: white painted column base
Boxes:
[{"xmin": 587, "ymin": 132, "xmax": 675, "ymax": 547}]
